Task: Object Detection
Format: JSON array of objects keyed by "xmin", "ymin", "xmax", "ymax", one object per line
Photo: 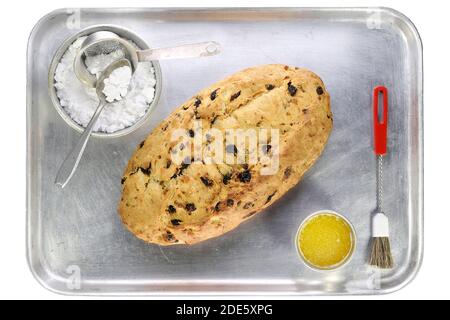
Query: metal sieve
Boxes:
[{"xmin": 74, "ymin": 30, "xmax": 220, "ymax": 87}]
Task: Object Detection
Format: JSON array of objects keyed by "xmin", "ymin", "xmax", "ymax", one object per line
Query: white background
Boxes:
[{"xmin": 0, "ymin": 0, "xmax": 447, "ymax": 300}]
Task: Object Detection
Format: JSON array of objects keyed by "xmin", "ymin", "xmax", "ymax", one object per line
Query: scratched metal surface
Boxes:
[{"xmin": 26, "ymin": 8, "xmax": 423, "ymax": 295}]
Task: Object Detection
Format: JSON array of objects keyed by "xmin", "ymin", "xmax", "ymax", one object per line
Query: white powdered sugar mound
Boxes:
[
  {"xmin": 102, "ymin": 65, "xmax": 132, "ymax": 103},
  {"xmin": 54, "ymin": 36, "xmax": 157, "ymax": 133}
]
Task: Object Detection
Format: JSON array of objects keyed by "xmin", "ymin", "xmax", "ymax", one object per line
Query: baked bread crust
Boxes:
[{"xmin": 118, "ymin": 64, "xmax": 332, "ymax": 245}]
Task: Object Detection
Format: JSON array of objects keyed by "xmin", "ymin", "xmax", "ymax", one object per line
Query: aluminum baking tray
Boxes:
[{"xmin": 27, "ymin": 7, "xmax": 423, "ymax": 295}]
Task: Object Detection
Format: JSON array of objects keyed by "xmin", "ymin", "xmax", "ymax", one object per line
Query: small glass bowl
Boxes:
[{"xmin": 295, "ymin": 210, "xmax": 357, "ymax": 272}]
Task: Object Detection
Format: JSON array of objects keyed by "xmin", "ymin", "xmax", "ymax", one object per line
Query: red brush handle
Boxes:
[{"xmin": 373, "ymin": 86, "xmax": 388, "ymax": 155}]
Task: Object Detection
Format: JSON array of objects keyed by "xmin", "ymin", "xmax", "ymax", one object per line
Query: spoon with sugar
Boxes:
[{"xmin": 55, "ymin": 58, "xmax": 132, "ymax": 188}]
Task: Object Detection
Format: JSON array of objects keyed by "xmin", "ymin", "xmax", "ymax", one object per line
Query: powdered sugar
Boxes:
[
  {"xmin": 102, "ymin": 65, "xmax": 132, "ymax": 103},
  {"xmin": 85, "ymin": 49, "xmax": 125, "ymax": 76},
  {"xmin": 54, "ymin": 36, "xmax": 157, "ymax": 133}
]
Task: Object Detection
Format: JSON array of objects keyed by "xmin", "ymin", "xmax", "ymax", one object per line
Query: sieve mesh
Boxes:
[{"xmin": 84, "ymin": 39, "xmax": 125, "ymax": 56}]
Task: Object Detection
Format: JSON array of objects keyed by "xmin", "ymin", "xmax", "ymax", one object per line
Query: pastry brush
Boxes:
[{"xmin": 369, "ymin": 85, "xmax": 393, "ymax": 269}]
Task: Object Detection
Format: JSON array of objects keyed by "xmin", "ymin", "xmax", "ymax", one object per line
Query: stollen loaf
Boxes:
[{"xmin": 118, "ymin": 64, "xmax": 332, "ymax": 245}]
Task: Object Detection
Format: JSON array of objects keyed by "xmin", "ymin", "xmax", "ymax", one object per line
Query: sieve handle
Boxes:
[{"xmin": 137, "ymin": 41, "xmax": 221, "ymax": 61}]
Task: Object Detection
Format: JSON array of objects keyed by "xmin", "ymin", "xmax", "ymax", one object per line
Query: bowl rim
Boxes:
[
  {"xmin": 294, "ymin": 209, "xmax": 357, "ymax": 272},
  {"xmin": 48, "ymin": 24, "xmax": 163, "ymax": 138}
]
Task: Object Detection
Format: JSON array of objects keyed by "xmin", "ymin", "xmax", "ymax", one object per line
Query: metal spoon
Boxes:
[
  {"xmin": 55, "ymin": 59, "xmax": 132, "ymax": 188},
  {"xmin": 74, "ymin": 31, "xmax": 221, "ymax": 87}
]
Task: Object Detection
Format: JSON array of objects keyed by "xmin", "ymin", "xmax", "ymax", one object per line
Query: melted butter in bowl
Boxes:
[{"xmin": 296, "ymin": 211, "xmax": 356, "ymax": 271}]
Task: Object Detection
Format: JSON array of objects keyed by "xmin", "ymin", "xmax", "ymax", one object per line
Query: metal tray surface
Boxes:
[{"xmin": 27, "ymin": 8, "xmax": 423, "ymax": 295}]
